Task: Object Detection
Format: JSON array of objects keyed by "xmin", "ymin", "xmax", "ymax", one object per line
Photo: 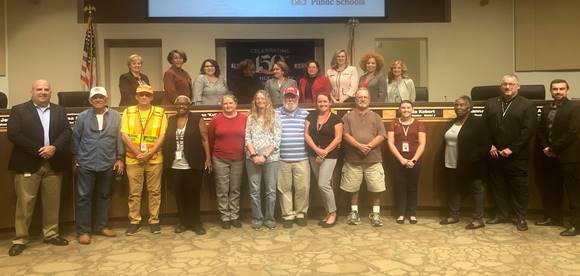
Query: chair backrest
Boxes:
[
  {"xmin": 415, "ymin": 87, "xmax": 428, "ymax": 102},
  {"xmin": 57, "ymin": 91, "xmax": 91, "ymax": 107},
  {"xmin": 519, "ymin": 84, "xmax": 545, "ymax": 100},
  {"xmin": 153, "ymin": 91, "xmax": 165, "ymax": 106},
  {"xmin": 0, "ymin": 91, "xmax": 7, "ymax": 108},
  {"xmin": 470, "ymin": 85, "xmax": 501, "ymax": 101},
  {"xmin": 471, "ymin": 84, "xmax": 546, "ymax": 101}
]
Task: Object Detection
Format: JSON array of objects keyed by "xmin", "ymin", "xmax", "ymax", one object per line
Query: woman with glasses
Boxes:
[{"xmin": 193, "ymin": 58, "xmax": 229, "ymax": 105}]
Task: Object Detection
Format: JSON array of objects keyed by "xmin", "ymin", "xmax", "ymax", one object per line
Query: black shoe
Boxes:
[
  {"xmin": 560, "ymin": 227, "xmax": 580, "ymax": 237},
  {"xmin": 8, "ymin": 244, "xmax": 26, "ymax": 256},
  {"xmin": 125, "ymin": 223, "xmax": 141, "ymax": 236},
  {"xmin": 409, "ymin": 217, "xmax": 418, "ymax": 224},
  {"xmin": 439, "ymin": 217, "xmax": 459, "ymax": 225},
  {"xmin": 396, "ymin": 218, "xmax": 404, "ymax": 224},
  {"xmin": 486, "ymin": 217, "xmax": 511, "ymax": 224},
  {"xmin": 230, "ymin": 219, "xmax": 242, "ymax": 228},
  {"xmin": 534, "ymin": 218, "xmax": 562, "ymax": 226},
  {"xmin": 43, "ymin": 236, "xmax": 69, "ymax": 246},
  {"xmin": 295, "ymin": 218, "xmax": 307, "ymax": 227},
  {"xmin": 193, "ymin": 225, "xmax": 206, "ymax": 235},
  {"xmin": 321, "ymin": 218, "xmax": 337, "ymax": 228},
  {"xmin": 150, "ymin": 223, "xmax": 161, "ymax": 234},
  {"xmin": 221, "ymin": 221, "xmax": 231, "ymax": 229},
  {"xmin": 516, "ymin": 220, "xmax": 528, "ymax": 231},
  {"xmin": 282, "ymin": 220, "xmax": 294, "ymax": 229},
  {"xmin": 174, "ymin": 224, "xmax": 187, "ymax": 233},
  {"xmin": 465, "ymin": 221, "xmax": 485, "ymax": 230}
]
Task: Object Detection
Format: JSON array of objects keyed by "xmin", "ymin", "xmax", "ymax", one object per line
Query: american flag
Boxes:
[{"xmin": 80, "ymin": 13, "xmax": 96, "ymax": 90}]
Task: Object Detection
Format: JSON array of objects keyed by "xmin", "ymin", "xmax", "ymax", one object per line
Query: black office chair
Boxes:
[
  {"xmin": 153, "ymin": 91, "xmax": 165, "ymax": 105},
  {"xmin": 471, "ymin": 85, "xmax": 545, "ymax": 101},
  {"xmin": 519, "ymin": 85, "xmax": 545, "ymax": 100},
  {"xmin": 470, "ymin": 85, "xmax": 501, "ymax": 101},
  {"xmin": 0, "ymin": 91, "xmax": 7, "ymax": 108},
  {"xmin": 57, "ymin": 91, "xmax": 91, "ymax": 107},
  {"xmin": 415, "ymin": 87, "xmax": 429, "ymax": 102}
]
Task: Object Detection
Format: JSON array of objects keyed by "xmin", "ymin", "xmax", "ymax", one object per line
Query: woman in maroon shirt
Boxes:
[
  {"xmin": 387, "ymin": 100, "xmax": 426, "ymax": 224},
  {"xmin": 208, "ymin": 94, "xmax": 246, "ymax": 229},
  {"xmin": 299, "ymin": 60, "xmax": 332, "ymax": 104}
]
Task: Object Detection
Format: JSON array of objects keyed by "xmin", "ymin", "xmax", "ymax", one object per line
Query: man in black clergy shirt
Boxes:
[
  {"xmin": 483, "ymin": 74, "xmax": 537, "ymax": 231},
  {"xmin": 535, "ymin": 79, "xmax": 580, "ymax": 236},
  {"xmin": 7, "ymin": 79, "xmax": 72, "ymax": 256}
]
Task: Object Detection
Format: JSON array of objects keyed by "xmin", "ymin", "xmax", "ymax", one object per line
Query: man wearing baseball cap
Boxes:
[
  {"xmin": 72, "ymin": 87, "xmax": 124, "ymax": 244},
  {"xmin": 120, "ymin": 84, "xmax": 167, "ymax": 235},
  {"xmin": 276, "ymin": 86, "xmax": 311, "ymax": 228}
]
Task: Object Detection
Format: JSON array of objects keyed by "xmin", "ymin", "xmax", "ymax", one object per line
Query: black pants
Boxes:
[
  {"xmin": 562, "ymin": 163, "xmax": 580, "ymax": 227},
  {"xmin": 393, "ymin": 162, "xmax": 421, "ymax": 216},
  {"xmin": 488, "ymin": 158, "xmax": 529, "ymax": 220},
  {"xmin": 446, "ymin": 168, "xmax": 485, "ymax": 221},
  {"xmin": 538, "ymin": 157, "xmax": 564, "ymax": 222},
  {"xmin": 169, "ymin": 168, "xmax": 203, "ymax": 227}
]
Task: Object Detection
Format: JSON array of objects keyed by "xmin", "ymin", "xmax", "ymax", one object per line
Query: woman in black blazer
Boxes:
[
  {"xmin": 163, "ymin": 95, "xmax": 212, "ymax": 235},
  {"xmin": 439, "ymin": 96, "xmax": 490, "ymax": 229}
]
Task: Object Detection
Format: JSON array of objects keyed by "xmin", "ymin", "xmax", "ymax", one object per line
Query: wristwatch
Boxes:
[
  {"xmin": 411, "ymin": 159, "xmax": 417, "ymax": 164},
  {"xmin": 250, "ymin": 153, "xmax": 258, "ymax": 158}
]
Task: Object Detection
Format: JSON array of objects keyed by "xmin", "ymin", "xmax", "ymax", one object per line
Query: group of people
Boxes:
[
  {"xmin": 118, "ymin": 49, "xmax": 417, "ymax": 107},
  {"xmin": 6, "ymin": 71, "xmax": 579, "ymax": 257}
]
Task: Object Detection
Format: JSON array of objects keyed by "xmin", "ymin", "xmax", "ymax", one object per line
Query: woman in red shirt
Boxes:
[
  {"xmin": 208, "ymin": 94, "xmax": 246, "ymax": 229},
  {"xmin": 299, "ymin": 60, "xmax": 332, "ymax": 104},
  {"xmin": 387, "ymin": 100, "xmax": 426, "ymax": 224}
]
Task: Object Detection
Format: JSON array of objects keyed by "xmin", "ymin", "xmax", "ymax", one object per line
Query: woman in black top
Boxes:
[
  {"xmin": 304, "ymin": 93, "xmax": 343, "ymax": 228},
  {"xmin": 118, "ymin": 54, "xmax": 150, "ymax": 106},
  {"xmin": 439, "ymin": 96, "xmax": 490, "ymax": 229},
  {"xmin": 163, "ymin": 95, "xmax": 212, "ymax": 235}
]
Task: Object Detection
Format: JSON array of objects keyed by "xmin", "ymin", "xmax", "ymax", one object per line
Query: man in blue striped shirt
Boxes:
[{"xmin": 276, "ymin": 87, "xmax": 311, "ymax": 228}]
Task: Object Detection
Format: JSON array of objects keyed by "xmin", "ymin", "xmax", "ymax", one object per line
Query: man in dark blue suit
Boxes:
[
  {"xmin": 7, "ymin": 80, "xmax": 71, "ymax": 256},
  {"xmin": 536, "ymin": 79, "xmax": 580, "ymax": 236}
]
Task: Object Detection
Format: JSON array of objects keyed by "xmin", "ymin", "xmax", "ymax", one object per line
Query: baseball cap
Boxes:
[
  {"xmin": 89, "ymin": 86, "xmax": 108, "ymax": 98},
  {"xmin": 136, "ymin": 84, "xmax": 154, "ymax": 94},
  {"xmin": 283, "ymin": 86, "xmax": 299, "ymax": 96}
]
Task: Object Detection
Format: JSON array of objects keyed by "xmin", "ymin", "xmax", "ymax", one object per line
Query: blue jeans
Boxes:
[
  {"xmin": 75, "ymin": 167, "xmax": 114, "ymax": 234},
  {"xmin": 246, "ymin": 160, "xmax": 279, "ymax": 226}
]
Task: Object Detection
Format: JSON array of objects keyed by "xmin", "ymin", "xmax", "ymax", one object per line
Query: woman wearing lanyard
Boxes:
[
  {"xmin": 162, "ymin": 95, "xmax": 211, "ymax": 235},
  {"xmin": 304, "ymin": 93, "xmax": 343, "ymax": 228},
  {"xmin": 387, "ymin": 100, "xmax": 426, "ymax": 224}
]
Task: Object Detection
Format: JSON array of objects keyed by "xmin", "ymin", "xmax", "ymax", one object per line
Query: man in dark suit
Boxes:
[
  {"xmin": 483, "ymin": 74, "xmax": 537, "ymax": 231},
  {"xmin": 535, "ymin": 79, "xmax": 580, "ymax": 236},
  {"xmin": 7, "ymin": 80, "xmax": 72, "ymax": 256}
]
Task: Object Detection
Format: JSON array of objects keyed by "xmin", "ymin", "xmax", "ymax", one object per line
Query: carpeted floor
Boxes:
[{"xmin": 1, "ymin": 216, "xmax": 579, "ymax": 275}]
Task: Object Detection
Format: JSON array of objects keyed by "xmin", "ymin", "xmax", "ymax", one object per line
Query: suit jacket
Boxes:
[
  {"xmin": 444, "ymin": 114, "xmax": 490, "ymax": 178},
  {"xmin": 162, "ymin": 112, "xmax": 206, "ymax": 170},
  {"xmin": 8, "ymin": 100, "xmax": 72, "ymax": 173},
  {"xmin": 118, "ymin": 71, "xmax": 150, "ymax": 106},
  {"xmin": 482, "ymin": 95, "xmax": 537, "ymax": 160},
  {"xmin": 537, "ymin": 99, "xmax": 580, "ymax": 163},
  {"xmin": 359, "ymin": 72, "xmax": 387, "ymax": 102}
]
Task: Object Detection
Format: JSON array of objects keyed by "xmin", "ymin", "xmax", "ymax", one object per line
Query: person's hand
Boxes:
[
  {"xmin": 38, "ymin": 145, "xmax": 56, "ymax": 159},
  {"xmin": 499, "ymin": 148, "xmax": 513, "ymax": 158},
  {"xmin": 136, "ymin": 152, "xmax": 152, "ymax": 163},
  {"xmin": 204, "ymin": 159, "xmax": 213, "ymax": 173},
  {"xmin": 252, "ymin": 155, "xmax": 266, "ymax": 165},
  {"xmin": 360, "ymin": 144, "xmax": 373, "ymax": 155},
  {"xmin": 399, "ymin": 158, "xmax": 409, "ymax": 166},
  {"xmin": 489, "ymin": 145, "xmax": 499, "ymax": 159},
  {"xmin": 114, "ymin": 160, "xmax": 125, "ymax": 176},
  {"xmin": 316, "ymin": 148, "xmax": 329, "ymax": 159},
  {"xmin": 405, "ymin": 160, "xmax": 415, "ymax": 169},
  {"xmin": 543, "ymin": 147, "xmax": 556, "ymax": 158}
]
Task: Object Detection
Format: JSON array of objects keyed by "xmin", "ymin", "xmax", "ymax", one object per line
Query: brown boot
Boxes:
[
  {"xmin": 78, "ymin": 234, "xmax": 91, "ymax": 245},
  {"xmin": 98, "ymin": 228, "xmax": 116, "ymax": 237}
]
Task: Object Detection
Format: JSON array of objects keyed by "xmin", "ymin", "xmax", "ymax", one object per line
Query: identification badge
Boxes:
[
  {"xmin": 24, "ymin": 173, "xmax": 32, "ymax": 177},
  {"xmin": 402, "ymin": 142, "xmax": 410, "ymax": 153},
  {"xmin": 140, "ymin": 143, "xmax": 147, "ymax": 152},
  {"xmin": 175, "ymin": 151, "xmax": 183, "ymax": 160}
]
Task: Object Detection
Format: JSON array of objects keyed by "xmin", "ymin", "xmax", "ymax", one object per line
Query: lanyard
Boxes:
[
  {"xmin": 501, "ymin": 100, "xmax": 513, "ymax": 118},
  {"xmin": 138, "ymin": 108, "xmax": 153, "ymax": 145},
  {"xmin": 399, "ymin": 118, "xmax": 413, "ymax": 138}
]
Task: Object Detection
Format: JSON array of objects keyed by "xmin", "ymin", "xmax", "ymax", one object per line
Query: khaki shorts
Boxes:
[{"xmin": 340, "ymin": 162, "xmax": 386, "ymax": 193}]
